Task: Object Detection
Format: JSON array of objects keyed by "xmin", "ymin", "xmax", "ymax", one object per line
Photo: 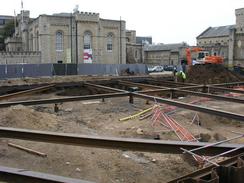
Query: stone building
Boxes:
[
  {"xmin": 196, "ymin": 25, "xmax": 234, "ymax": 62},
  {"xmin": 143, "ymin": 43, "xmax": 188, "ymax": 65},
  {"xmin": 4, "ymin": 9, "xmax": 126, "ymax": 64},
  {"xmin": 197, "ymin": 7, "xmax": 244, "ymax": 66},
  {"xmin": 126, "ymin": 30, "xmax": 144, "ymax": 63},
  {"xmin": 125, "ymin": 30, "xmax": 188, "ymax": 65}
]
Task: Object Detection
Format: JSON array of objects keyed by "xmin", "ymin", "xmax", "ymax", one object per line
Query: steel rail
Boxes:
[
  {"xmin": 0, "ymin": 87, "xmax": 242, "ymax": 121},
  {"xmin": 123, "ymin": 79, "xmax": 201, "ymax": 89},
  {"xmin": 126, "ymin": 81, "xmax": 205, "ymax": 91},
  {"xmin": 146, "ymin": 78, "xmax": 198, "ymax": 86},
  {"xmin": 0, "ymin": 127, "xmax": 243, "ymax": 156},
  {"xmin": 173, "ymin": 85, "xmax": 205, "ymax": 90},
  {"xmin": 173, "ymin": 89, "xmax": 244, "ymax": 104},
  {"xmin": 0, "ymin": 92, "xmax": 129, "ymax": 108},
  {"xmin": 137, "ymin": 88, "xmax": 171, "ymax": 94},
  {"xmin": 0, "ymin": 84, "xmax": 55, "ymax": 101},
  {"xmin": 0, "ymin": 165, "xmax": 94, "ymax": 183},
  {"xmin": 210, "ymin": 82, "xmax": 244, "ymax": 87},
  {"xmin": 119, "ymin": 80, "xmax": 204, "ymax": 91},
  {"xmin": 84, "ymin": 82, "xmax": 128, "ymax": 93},
  {"xmin": 137, "ymin": 87, "xmax": 244, "ymax": 104},
  {"xmin": 118, "ymin": 80, "xmax": 169, "ymax": 89},
  {"xmin": 133, "ymin": 93, "xmax": 244, "ymax": 121},
  {"xmin": 167, "ymin": 153, "xmax": 244, "ymax": 183},
  {"xmin": 208, "ymin": 86, "xmax": 244, "ymax": 94},
  {"xmin": 115, "ymin": 81, "xmax": 244, "ymax": 101}
]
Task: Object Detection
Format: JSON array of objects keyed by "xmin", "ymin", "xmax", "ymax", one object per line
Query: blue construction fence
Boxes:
[{"xmin": 0, "ymin": 63, "xmax": 148, "ymax": 79}]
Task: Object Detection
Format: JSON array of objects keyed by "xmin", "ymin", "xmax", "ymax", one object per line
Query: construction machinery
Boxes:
[{"xmin": 186, "ymin": 47, "xmax": 224, "ymax": 65}]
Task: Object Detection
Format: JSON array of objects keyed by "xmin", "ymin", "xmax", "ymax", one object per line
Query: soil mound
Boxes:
[
  {"xmin": 187, "ymin": 64, "xmax": 240, "ymax": 84},
  {"xmin": 0, "ymin": 105, "xmax": 58, "ymax": 130}
]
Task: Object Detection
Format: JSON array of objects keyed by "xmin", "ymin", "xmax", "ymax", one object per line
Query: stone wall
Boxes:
[
  {"xmin": 144, "ymin": 49, "xmax": 182, "ymax": 66},
  {"xmin": 126, "ymin": 43, "xmax": 143, "ymax": 63},
  {"xmin": 197, "ymin": 36, "xmax": 229, "ymax": 47},
  {"xmin": 144, "ymin": 50, "xmax": 171, "ymax": 65},
  {"xmin": 236, "ymin": 8, "xmax": 244, "ymax": 34},
  {"xmin": 234, "ymin": 33, "xmax": 244, "ymax": 66},
  {"xmin": 0, "ymin": 51, "xmax": 41, "ymax": 64}
]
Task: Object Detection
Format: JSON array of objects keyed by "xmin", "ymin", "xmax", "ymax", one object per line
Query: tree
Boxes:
[{"xmin": 0, "ymin": 20, "xmax": 15, "ymax": 51}]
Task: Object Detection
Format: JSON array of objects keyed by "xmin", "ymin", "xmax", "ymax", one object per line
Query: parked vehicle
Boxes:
[
  {"xmin": 148, "ymin": 66, "xmax": 164, "ymax": 72},
  {"xmin": 163, "ymin": 65, "xmax": 176, "ymax": 71}
]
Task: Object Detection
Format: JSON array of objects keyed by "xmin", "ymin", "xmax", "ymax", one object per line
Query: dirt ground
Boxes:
[
  {"xmin": 0, "ymin": 87, "xmax": 243, "ymax": 183},
  {"xmin": 187, "ymin": 64, "xmax": 242, "ymax": 84},
  {"xmin": 0, "ymin": 74, "xmax": 172, "ymax": 87}
]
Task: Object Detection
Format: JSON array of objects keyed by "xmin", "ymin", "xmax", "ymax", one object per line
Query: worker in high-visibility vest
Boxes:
[{"xmin": 176, "ymin": 71, "xmax": 186, "ymax": 83}]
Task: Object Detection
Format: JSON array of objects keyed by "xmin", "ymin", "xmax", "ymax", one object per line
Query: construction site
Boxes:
[{"xmin": 0, "ymin": 64, "xmax": 242, "ymax": 183}]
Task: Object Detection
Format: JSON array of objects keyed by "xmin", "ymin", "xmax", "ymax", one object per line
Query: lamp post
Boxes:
[{"xmin": 75, "ymin": 20, "xmax": 78, "ymax": 74}]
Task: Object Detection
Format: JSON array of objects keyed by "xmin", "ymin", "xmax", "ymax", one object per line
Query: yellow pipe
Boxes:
[{"xmin": 119, "ymin": 106, "xmax": 154, "ymax": 121}]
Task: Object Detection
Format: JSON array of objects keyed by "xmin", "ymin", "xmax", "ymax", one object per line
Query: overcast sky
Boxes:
[{"xmin": 1, "ymin": 0, "xmax": 243, "ymax": 45}]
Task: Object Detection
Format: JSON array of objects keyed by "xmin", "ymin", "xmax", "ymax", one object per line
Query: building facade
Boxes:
[
  {"xmin": 126, "ymin": 30, "xmax": 144, "ymax": 63},
  {"xmin": 143, "ymin": 43, "xmax": 188, "ymax": 65},
  {"xmin": 197, "ymin": 8, "xmax": 244, "ymax": 66},
  {"xmin": 4, "ymin": 10, "xmax": 126, "ymax": 64}
]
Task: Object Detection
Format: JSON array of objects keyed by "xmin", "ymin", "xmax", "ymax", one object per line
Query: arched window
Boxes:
[
  {"xmin": 29, "ymin": 34, "xmax": 33, "ymax": 51},
  {"xmin": 36, "ymin": 31, "xmax": 39, "ymax": 51},
  {"xmin": 135, "ymin": 50, "xmax": 138, "ymax": 58},
  {"xmin": 107, "ymin": 33, "xmax": 113, "ymax": 51},
  {"xmin": 84, "ymin": 31, "xmax": 92, "ymax": 49},
  {"xmin": 56, "ymin": 31, "xmax": 63, "ymax": 51}
]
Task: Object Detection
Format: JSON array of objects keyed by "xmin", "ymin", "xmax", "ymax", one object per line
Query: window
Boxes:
[
  {"xmin": 107, "ymin": 33, "xmax": 113, "ymax": 51},
  {"xmin": 84, "ymin": 31, "xmax": 92, "ymax": 49},
  {"xmin": 0, "ymin": 19, "xmax": 5, "ymax": 25},
  {"xmin": 36, "ymin": 31, "xmax": 39, "ymax": 51},
  {"xmin": 56, "ymin": 31, "xmax": 63, "ymax": 51},
  {"xmin": 30, "ymin": 34, "xmax": 33, "ymax": 51},
  {"xmin": 135, "ymin": 50, "xmax": 138, "ymax": 58}
]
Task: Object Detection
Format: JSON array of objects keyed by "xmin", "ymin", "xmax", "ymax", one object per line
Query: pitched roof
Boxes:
[
  {"xmin": 136, "ymin": 36, "xmax": 152, "ymax": 44},
  {"xmin": 197, "ymin": 25, "xmax": 235, "ymax": 39}
]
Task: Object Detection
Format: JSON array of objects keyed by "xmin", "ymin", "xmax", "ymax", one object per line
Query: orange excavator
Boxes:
[{"xmin": 186, "ymin": 47, "xmax": 224, "ymax": 65}]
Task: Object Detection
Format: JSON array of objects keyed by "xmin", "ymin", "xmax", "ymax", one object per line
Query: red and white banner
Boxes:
[{"xmin": 83, "ymin": 49, "xmax": 92, "ymax": 63}]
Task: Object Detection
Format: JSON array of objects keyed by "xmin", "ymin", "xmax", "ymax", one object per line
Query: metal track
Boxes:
[
  {"xmin": 0, "ymin": 92, "xmax": 128, "ymax": 108},
  {"xmin": 0, "ymin": 84, "xmax": 55, "ymax": 101},
  {"xmin": 173, "ymin": 89, "xmax": 244, "ymax": 104},
  {"xmin": 168, "ymin": 153, "xmax": 244, "ymax": 183},
  {"xmin": 210, "ymin": 82, "xmax": 244, "ymax": 87},
  {"xmin": 208, "ymin": 86, "xmax": 244, "ymax": 94},
  {"xmin": 118, "ymin": 80, "xmax": 169, "ymax": 89},
  {"xmin": 133, "ymin": 93, "xmax": 244, "ymax": 121},
  {"xmin": 0, "ymin": 127, "xmax": 243, "ymax": 156},
  {"xmin": 84, "ymin": 82, "xmax": 128, "ymax": 92},
  {"xmin": 0, "ymin": 165, "xmax": 94, "ymax": 183},
  {"xmin": 0, "ymin": 83, "xmax": 242, "ymax": 121},
  {"xmin": 119, "ymin": 80, "xmax": 244, "ymax": 103}
]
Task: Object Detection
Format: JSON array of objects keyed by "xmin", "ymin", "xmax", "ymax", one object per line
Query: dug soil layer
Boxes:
[{"xmin": 187, "ymin": 64, "xmax": 241, "ymax": 84}]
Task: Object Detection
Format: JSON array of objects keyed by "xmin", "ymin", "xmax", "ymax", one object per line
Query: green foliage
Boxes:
[
  {"xmin": 1, "ymin": 20, "xmax": 15, "ymax": 39},
  {"xmin": 0, "ymin": 20, "xmax": 15, "ymax": 50}
]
